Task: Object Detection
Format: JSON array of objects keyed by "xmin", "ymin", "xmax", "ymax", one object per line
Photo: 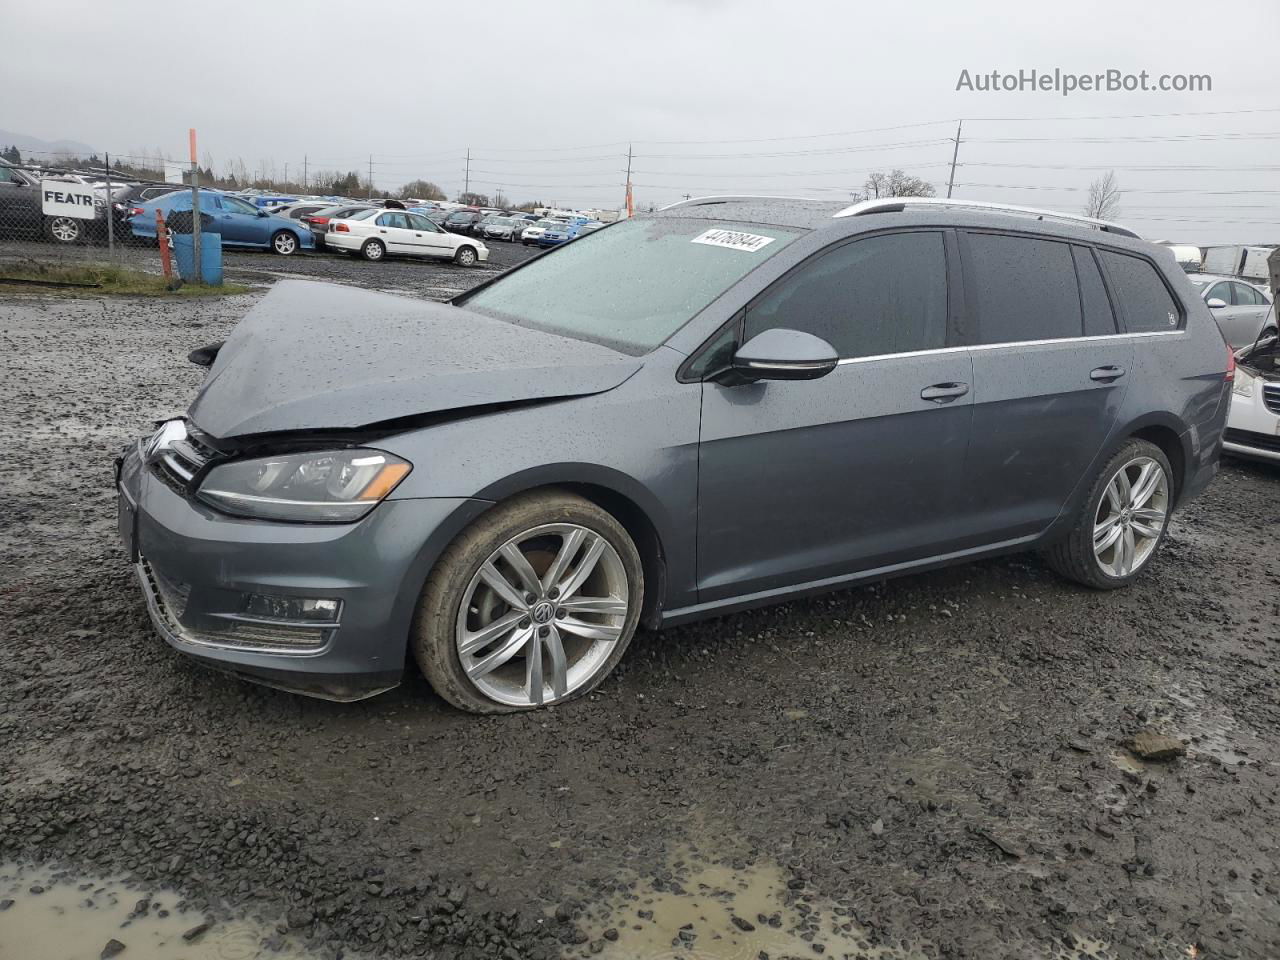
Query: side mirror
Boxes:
[
  {"xmin": 723, "ymin": 328, "xmax": 839, "ymax": 384},
  {"xmin": 257, "ymin": 209, "xmax": 268, "ymax": 218},
  {"xmin": 1206, "ymin": 297, "xmax": 1226, "ymax": 309}
]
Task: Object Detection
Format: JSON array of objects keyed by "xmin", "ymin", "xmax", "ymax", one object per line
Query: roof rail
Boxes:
[
  {"xmin": 660, "ymin": 194, "xmax": 824, "ymax": 211},
  {"xmin": 832, "ymin": 197, "xmax": 1142, "ymax": 239}
]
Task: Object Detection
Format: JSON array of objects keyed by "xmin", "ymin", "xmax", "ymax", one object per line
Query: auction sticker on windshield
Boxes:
[{"xmin": 691, "ymin": 228, "xmax": 777, "ymax": 252}]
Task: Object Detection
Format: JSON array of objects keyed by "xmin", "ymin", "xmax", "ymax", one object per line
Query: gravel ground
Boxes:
[{"xmin": 2, "ymin": 250, "xmax": 1280, "ymax": 960}]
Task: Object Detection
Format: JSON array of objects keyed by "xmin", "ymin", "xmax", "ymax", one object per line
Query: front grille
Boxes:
[
  {"xmin": 1224, "ymin": 427, "xmax": 1280, "ymax": 454},
  {"xmin": 1263, "ymin": 384, "xmax": 1280, "ymax": 415},
  {"xmin": 151, "ymin": 427, "xmax": 217, "ymax": 495},
  {"xmin": 138, "ymin": 557, "xmax": 330, "ymax": 654}
]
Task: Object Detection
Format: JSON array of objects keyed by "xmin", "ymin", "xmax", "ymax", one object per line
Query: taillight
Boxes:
[
  {"xmin": 311, "ymin": 217, "xmax": 329, "ymax": 225},
  {"xmin": 129, "ymin": 207, "xmax": 144, "ymax": 216},
  {"xmin": 334, "ymin": 222, "xmax": 349, "ymax": 232},
  {"xmin": 1225, "ymin": 345, "xmax": 1236, "ymax": 381}
]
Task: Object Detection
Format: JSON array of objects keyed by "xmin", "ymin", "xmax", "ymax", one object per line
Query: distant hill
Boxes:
[{"xmin": 0, "ymin": 129, "xmax": 96, "ymax": 159}]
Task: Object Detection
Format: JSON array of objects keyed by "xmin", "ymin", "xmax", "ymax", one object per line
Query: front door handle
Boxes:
[
  {"xmin": 1090, "ymin": 365, "xmax": 1126, "ymax": 382},
  {"xmin": 920, "ymin": 382, "xmax": 970, "ymax": 404}
]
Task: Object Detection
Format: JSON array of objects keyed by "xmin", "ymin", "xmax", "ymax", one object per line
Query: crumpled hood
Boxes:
[{"xmin": 187, "ymin": 279, "xmax": 641, "ymax": 439}]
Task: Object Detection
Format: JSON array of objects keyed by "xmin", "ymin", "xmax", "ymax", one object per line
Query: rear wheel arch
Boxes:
[{"xmin": 1128, "ymin": 423, "xmax": 1187, "ymax": 503}]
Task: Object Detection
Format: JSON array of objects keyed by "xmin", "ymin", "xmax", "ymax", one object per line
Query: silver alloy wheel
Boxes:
[
  {"xmin": 363, "ymin": 240, "xmax": 384, "ymax": 260},
  {"xmin": 455, "ymin": 523, "xmax": 629, "ymax": 707},
  {"xmin": 273, "ymin": 232, "xmax": 297, "ymax": 255},
  {"xmin": 457, "ymin": 247, "xmax": 477, "ymax": 266},
  {"xmin": 1093, "ymin": 455, "xmax": 1169, "ymax": 578},
  {"xmin": 50, "ymin": 216, "xmax": 80, "ymax": 242}
]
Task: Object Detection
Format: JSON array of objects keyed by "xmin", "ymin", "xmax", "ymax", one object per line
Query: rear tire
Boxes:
[
  {"xmin": 454, "ymin": 245, "xmax": 478, "ymax": 267},
  {"xmin": 361, "ymin": 238, "xmax": 385, "ymax": 262},
  {"xmin": 412, "ymin": 490, "xmax": 643, "ymax": 714},
  {"xmin": 45, "ymin": 215, "xmax": 83, "ymax": 244},
  {"xmin": 1044, "ymin": 438, "xmax": 1173, "ymax": 589}
]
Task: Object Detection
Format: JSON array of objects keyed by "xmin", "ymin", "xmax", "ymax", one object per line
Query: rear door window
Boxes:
[
  {"xmin": 1232, "ymin": 282, "xmax": 1262, "ymax": 306},
  {"xmin": 744, "ymin": 231, "xmax": 947, "ymax": 359},
  {"xmin": 1072, "ymin": 245, "xmax": 1118, "ymax": 336},
  {"xmin": 965, "ymin": 233, "xmax": 1082, "ymax": 344},
  {"xmin": 1097, "ymin": 250, "xmax": 1183, "ymax": 333}
]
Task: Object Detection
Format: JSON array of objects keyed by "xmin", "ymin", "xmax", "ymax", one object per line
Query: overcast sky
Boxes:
[{"xmin": 3, "ymin": 0, "xmax": 1278, "ymax": 242}]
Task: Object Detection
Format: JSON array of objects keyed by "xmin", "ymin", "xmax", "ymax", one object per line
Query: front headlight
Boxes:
[
  {"xmin": 1232, "ymin": 366, "xmax": 1256, "ymax": 398},
  {"xmin": 197, "ymin": 449, "xmax": 411, "ymax": 523}
]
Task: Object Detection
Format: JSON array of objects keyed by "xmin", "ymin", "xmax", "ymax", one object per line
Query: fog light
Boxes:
[{"xmin": 244, "ymin": 594, "xmax": 342, "ymax": 623}]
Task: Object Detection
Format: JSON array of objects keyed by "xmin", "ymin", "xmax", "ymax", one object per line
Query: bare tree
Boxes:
[
  {"xmin": 862, "ymin": 169, "xmax": 936, "ymax": 199},
  {"xmin": 1084, "ymin": 170, "xmax": 1121, "ymax": 220}
]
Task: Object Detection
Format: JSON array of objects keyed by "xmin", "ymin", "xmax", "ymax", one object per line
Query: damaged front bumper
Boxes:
[{"xmin": 115, "ymin": 440, "xmax": 485, "ymax": 701}]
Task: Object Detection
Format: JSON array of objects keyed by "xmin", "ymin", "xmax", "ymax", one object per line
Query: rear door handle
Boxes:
[
  {"xmin": 1090, "ymin": 365, "xmax": 1126, "ymax": 382},
  {"xmin": 920, "ymin": 382, "xmax": 970, "ymax": 404}
]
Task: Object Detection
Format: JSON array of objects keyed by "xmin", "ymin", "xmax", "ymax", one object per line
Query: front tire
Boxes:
[
  {"xmin": 454, "ymin": 245, "xmax": 478, "ymax": 267},
  {"xmin": 271, "ymin": 230, "xmax": 299, "ymax": 256},
  {"xmin": 412, "ymin": 490, "xmax": 643, "ymax": 714},
  {"xmin": 1044, "ymin": 439, "xmax": 1173, "ymax": 589},
  {"xmin": 361, "ymin": 238, "xmax": 385, "ymax": 261}
]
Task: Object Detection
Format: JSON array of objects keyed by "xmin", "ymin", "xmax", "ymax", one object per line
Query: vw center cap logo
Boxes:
[{"xmin": 531, "ymin": 601, "xmax": 555, "ymax": 624}]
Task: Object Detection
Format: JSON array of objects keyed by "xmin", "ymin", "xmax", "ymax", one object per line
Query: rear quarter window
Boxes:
[{"xmin": 1097, "ymin": 250, "xmax": 1183, "ymax": 333}]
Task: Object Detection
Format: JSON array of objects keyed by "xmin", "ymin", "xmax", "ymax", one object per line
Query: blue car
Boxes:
[
  {"xmin": 536, "ymin": 222, "xmax": 584, "ymax": 247},
  {"xmin": 129, "ymin": 191, "xmax": 314, "ymax": 255}
]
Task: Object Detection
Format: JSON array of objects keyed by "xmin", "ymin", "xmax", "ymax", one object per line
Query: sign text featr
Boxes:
[{"xmin": 41, "ymin": 181, "xmax": 98, "ymax": 220}]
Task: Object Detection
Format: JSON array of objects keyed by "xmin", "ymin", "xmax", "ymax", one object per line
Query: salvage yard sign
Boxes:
[{"xmin": 41, "ymin": 181, "xmax": 98, "ymax": 219}]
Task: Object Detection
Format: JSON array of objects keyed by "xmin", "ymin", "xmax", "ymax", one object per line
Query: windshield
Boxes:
[
  {"xmin": 491, "ymin": 217, "xmax": 514, "ymax": 226},
  {"xmin": 533, "ymin": 220, "xmax": 556, "ymax": 228},
  {"xmin": 461, "ymin": 217, "xmax": 800, "ymax": 354}
]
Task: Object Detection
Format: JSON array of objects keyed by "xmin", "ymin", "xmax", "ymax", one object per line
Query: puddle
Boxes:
[
  {"xmin": 568, "ymin": 852, "xmax": 925, "ymax": 960},
  {"xmin": 0, "ymin": 863, "xmax": 318, "ymax": 960}
]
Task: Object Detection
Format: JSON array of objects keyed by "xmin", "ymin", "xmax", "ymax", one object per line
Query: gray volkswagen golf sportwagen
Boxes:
[{"xmin": 116, "ymin": 196, "xmax": 1232, "ymax": 712}]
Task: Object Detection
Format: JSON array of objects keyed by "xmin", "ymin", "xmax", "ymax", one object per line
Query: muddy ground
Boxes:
[{"xmin": 1, "ymin": 246, "xmax": 1279, "ymax": 960}]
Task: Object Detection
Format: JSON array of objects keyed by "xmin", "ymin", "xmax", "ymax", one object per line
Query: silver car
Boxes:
[
  {"xmin": 1188, "ymin": 273, "xmax": 1276, "ymax": 348},
  {"xmin": 481, "ymin": 216, "xmax": 525, "ymax": 242}
]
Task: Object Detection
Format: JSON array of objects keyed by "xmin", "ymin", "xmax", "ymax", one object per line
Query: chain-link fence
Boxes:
[{"xmin": 0, "ymin": 154, "xmax": 194, "ymax": 270}]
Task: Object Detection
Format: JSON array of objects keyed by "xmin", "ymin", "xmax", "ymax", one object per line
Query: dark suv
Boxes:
[{"xmin": 117, "ymin": 196, "xmax": 1231, "ymax": 712}]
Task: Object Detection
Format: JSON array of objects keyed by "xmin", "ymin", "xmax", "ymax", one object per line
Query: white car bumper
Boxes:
[
  {"xmin": 1224, "ymin": 375, "xmax": 1280, "ymax": 462},
  {"xmin": 323, "ymin": 231, "xmax": 364, "ymax": 253}
]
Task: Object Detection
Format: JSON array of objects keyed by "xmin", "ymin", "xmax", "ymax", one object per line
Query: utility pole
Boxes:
[
  {"xmin": 623, "ymin": 143, "xmax": 633, "ymax": 218},
  {"xmin": 302, "ymin": 155, "xmax": 308, "ymax": 190},
  {"xmin": 104, "ymin": 152, "xmax": 114, "ymax": 259},
  {"xmin": 368, "ymin": 155, "xmax": 374, "ymax": 199},
  {"xmin": 284, "ymin": 162, "xmax": 289, "ymax": 187},
  {"xmin": 463, "ymin": 148, "xmax": 471, "ymax": 199},
  {"xmin": 946, "ymin": 120, "xmax": 963, "ymax": 199}
]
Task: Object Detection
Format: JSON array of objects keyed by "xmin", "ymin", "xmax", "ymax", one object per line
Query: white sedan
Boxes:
[
  {"xmin": 326, "ymin": 209, "xmax": 489, "ymax": 266},
  {"xmin": 520, "ymin": 218, "xmax": 567, "ymax": 246},
  {"xmin": 1225, "ymin": 333, "xmax": 1280, "ymax": 464}
]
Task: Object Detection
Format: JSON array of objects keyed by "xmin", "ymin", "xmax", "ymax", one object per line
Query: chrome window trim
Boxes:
[{"xmin": 834, "ymin": 330, "xmax": 1184, "ymax": 366}]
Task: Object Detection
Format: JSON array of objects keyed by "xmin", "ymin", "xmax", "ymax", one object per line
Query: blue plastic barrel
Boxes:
[{"xmin": 170, "ymin": 232, "xmax": 223, "ymax": 285}]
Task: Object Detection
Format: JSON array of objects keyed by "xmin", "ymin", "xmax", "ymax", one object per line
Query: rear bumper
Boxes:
[
  {"xmin": 117, "ymin": 442, "xmax": 490, "ymax": 701},
  {"xmin": 322, "ymin": 231, "xmax": 363, "ymax": 252}
]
